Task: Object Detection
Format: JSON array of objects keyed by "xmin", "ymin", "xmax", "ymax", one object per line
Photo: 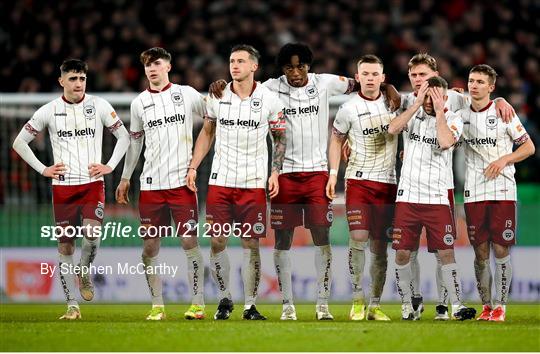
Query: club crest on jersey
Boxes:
[
  {"xmin": 250, "ymin": 98, "xmax": 262, "ymax": 112},
  {"xmin": 502, "ymin": 228, "xmax": 514, "ymax": 241},
  {"xmin": 443, "ymin": 234, "xmax": 454, "ymax": 246},
  {"xmin": 253, "ymin": 222, "xmax": 265, "ymax": 235},
  {"xmin": 305, "ymin": 85, "xmax": 318, "ymax": 98},
  {"xmin": 486, "ymin": 115, "xmax": 498, "ymax": 129},
  {"xmin": 83, "ymin": 105, "xmax": 96, "ymax": 119},
  {"xmin": 171, "ymin": 91, "xmax": 184, "ymax": 105}
]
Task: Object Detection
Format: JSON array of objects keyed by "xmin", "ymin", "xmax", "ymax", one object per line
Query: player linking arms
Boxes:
[
  {"xmin": 187, "ymin": 45, "xmax": 286, "ymax": 320},
  {"xmin": 12, "ymin": 59, "xmax": 129, "ymax": 320},
  {"xmin": 116, "ymin": 48, "xmax": 207, "ymax": 320},
  {"xmin": 327, "ymin": 55, "xmax": 396, "ymax": 321},
  {"xmin": 459, "ymin": 65, "xmax": 535, "ymax": 321},
  {"xmin": 388, "ymin": 77, "xmax": 475, "ymax": 321}
]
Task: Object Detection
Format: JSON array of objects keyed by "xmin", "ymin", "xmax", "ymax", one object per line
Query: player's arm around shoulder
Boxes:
[
  {"xmin": 267, "ymin": 93, "xmax": 287, "ymax": 199},
  {"xmin": 326, "ymin": 105, "xmax": 349, "ymax": 200}
]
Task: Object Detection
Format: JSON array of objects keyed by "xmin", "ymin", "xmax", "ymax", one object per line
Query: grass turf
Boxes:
[{"xmin": 1, "ymin": 303, "xmax": 539, "ymax": 351}]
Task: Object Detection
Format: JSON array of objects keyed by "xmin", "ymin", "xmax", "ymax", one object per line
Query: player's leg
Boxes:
[
  {"xmin": 409, "ymin": 233, "xmax": 423, "ymax": 316},
  {"xmin": 465, "ymin": 201, "xmax": 492, "ymax": 320},
  {"xmin": 367, "ymin": 238, "xmax": 391, "ymax": 321},
  {"xmin": 392, "ymin": 202, "xmax": 421, "ymax": 320},
  {"xmin": 489, "ymin": 201, "xmax": 516, "ymax": 322},
  {"xmin": 428, "ymin": 205, "xmax": 475, "ymax": 320},
  {"xmin": 169, "ymin": 187, "xmax": 205, "ymax": 319},
  {"xmin": 348, "ymin": 229, "xmax": 368, "ymax": 320},
  {"xmin": 78, "ymin": 181, "xmax": 106, "ymax": 301},
  {"xmin": 273, "ymin": 228, "xmax": 297, "ymax": 320},
  {"xmin": 311, "ymin": 226, "xmax": 334, "ymax": 320},
  {"xmin": 139, "ymin": 190, "xmax": 167, "ymax": 320},
  {"xmin": 52, "ymin": 185, "xmax": 82, "ymax": 320},
  {"xmin": 237, "ymin": 188, "xmax": 267, "ymax": 320}
]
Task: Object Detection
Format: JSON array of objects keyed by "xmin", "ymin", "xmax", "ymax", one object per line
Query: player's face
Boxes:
[
  {"xmin": 422, "ymin": 86, "xmax": 447, "ymax": 115},
  {"xmin": 355, "ymin": 62, "xmax": 385, "ymax": 95},
  {"xmin": 59, "ymin": 71, "xmax": 86, "ymax": 102},
  {"xmin": 408, "ymin": 64, "xmax": 438, "ymax": 93},
  {"xmin": 468, "ymin": 72, "xmax": 494, "ymax": 101},
  {"xmin": 229, "ymin": 50, "xmax": 258, "ymax": 82},
  {"xmin": 144, "ymin": 58, "xmax": 171, "ymax": 86},
  {"xmin": 282, "ymin": 55, "xmax": 309, "ymax": 87}
]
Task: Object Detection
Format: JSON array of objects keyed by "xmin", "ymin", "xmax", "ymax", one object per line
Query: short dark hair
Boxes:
[
  {"xmin": 470, "ymin": 64, "xmax": 497, "ymax": 84},
  {"xmin": 60, "ymin": 59, "xmax": 88, "ymax": 75},
  {"xmin": 408, "ymin": 53, "xmax": 437, "ymax": 71},
  {"xmin": 357, "ymin": 54, "xmax": 384, "ymax": 70},
  {"xmin": 231, "ymin": 44, "xmax": 260, "ymax": 63},
  {"xmin": 427, "ymin": 76, "xmax": 448, "ymax": 91},
  {"xmin": 276, "ymin": 43, "xmax": 313, "ymax": 68},
  {"xmin": 140, "ymin": 47, "xmax": 172, "ymax": 66}
]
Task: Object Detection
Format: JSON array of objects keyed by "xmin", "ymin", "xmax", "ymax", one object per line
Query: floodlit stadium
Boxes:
[{"xmin": 1, "ymin": 1, "xmax": 539, "ymax": 352}]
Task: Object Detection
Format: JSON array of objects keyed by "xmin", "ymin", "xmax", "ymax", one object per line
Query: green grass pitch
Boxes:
[{"xmin": 1, "ymin": 303, "xmax": 539, "ymax": 351}]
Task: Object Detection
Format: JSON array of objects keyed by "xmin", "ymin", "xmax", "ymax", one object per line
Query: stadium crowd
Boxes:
[{"xmin": 2, "ymin": 0, "xmax": 539, "ymax": 181}]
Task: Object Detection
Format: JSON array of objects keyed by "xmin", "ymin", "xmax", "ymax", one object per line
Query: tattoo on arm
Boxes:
[{"xmin": 271, "ymin": 129, "xmax": 286, "ymax": 173}]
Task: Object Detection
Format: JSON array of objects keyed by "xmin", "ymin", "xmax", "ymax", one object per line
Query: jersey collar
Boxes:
[
  {"xmin": 471, "ymin": 100, "xmax": 493, "ymax": 112},
  {"xmin": 147, "ymin": 82, "xmax": 172, "ymax": 93},
  {"xmin": 358, "ymin": 91, "xmax": 381, "ymax": 101},
  {"xmin": 62, "ymin": 94, "xmax": 85, "ymax": 104},
  {"xmin": 230, "ymin": 81, "xmax": 257, "ymax": 97}
]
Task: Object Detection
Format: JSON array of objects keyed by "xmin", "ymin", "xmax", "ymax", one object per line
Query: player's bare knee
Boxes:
[
  {"xmin": 395, "ymin": 250, "xmax": 411, "ymax": 265},
  {"xmin": 473, "ymin": 241, "xmax": 490, "ymax": 261},
  {"xmin": 350, "ymin": 229, "xmax": 369, "ymax": 243},
  {"xmin": 58, "ymin": 241, "xmax": 75, "ymax": 255},
  {"xmin": 437, "ymin": 249, "xmax": 456, "ymax": 265},
  {"xmin": 211, "ymin": 236, "xmax": 227, "ymax": 253},
  {"xmin": 492, "ymin": 243, "xmax": 510, "ymax": 259},
  {"xmin": 142, "ymin": 238, "xmax": 160, "ymax": 257},
  {"xmin": 274, "ymin": 229, "xmax": 293, "ymax": 250},
  {"xmin": 310, "ymin": 226, "xmax": 330, "ymax": 246},
  {"xmin": 241, "ymin": 238, "xmax": 259, "ymax": 250}
]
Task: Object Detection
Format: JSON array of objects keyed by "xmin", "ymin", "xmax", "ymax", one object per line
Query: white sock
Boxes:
[
  {"xmin": 395, "ymin": 262, "xmax": 412, "ymax": 304},
  {"xmin": 58, "ymin": 254, "xmax": 78, "ymax": 307},
  {"xmin": 242, "ymin": 248, "xmax": 261, "ymax": 309},
  {"xmin": 349, "ymin": 240, "xmax": 367, "ymax": 301},
  {"xmin": 315, "ymin": 245, "xmax": 332, "ymax": 305},
  {"xmin": 273, "ymin": 249, "xmax": 293, "ymax": 305},
  {"xmin": 474, "ymin": 258, "xmax": 492, "ymax": 306},
  {"xmin": 80, "ymin": 237, "xmax": 100, "ymax": 267},
  {"xmin": 409, "ymin": 250, "xmax": 421, "ymax": 296},
  {"xmin": 210, "ymin": 249, "xmax": 231, "ymax": 300},
  {"xmin": 185, "ymin": 247, "xmax": 205, "ymax": 306},
  {"xmin": 142, "ymin": 254, "xmax": 163, "ymax": 306},
  {"xmin": 369, "ymin": 251, "xmax": 387, "ymax": 307},
  {"xmin": 441, "ymin": 263, "xmax": 463, "ymax": 308},
  {"xmin": 495, "ymin": 255, "xmax": 512, "ymax": 306},
  {"xmin": 434, "ymin": 253, "xmax": 448, "ymax": 306}
]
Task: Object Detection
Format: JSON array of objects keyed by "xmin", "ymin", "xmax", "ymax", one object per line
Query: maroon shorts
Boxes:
[
  {"xmin": 392, "ymin": 202, "xmax": 456, "ymax": 251},
  {"xmin": 52, "ymin": 181, "xmax": 105, "ymax": 243},
  {"xmin": 271, "ymin": 172, "xmax": 332, "ymax": 229},
  {"xmin": 464, "ymin": 200, "xmax": 516, "ymax": 247},
  {"xmin": 345, "ymin": 179, "xmax": 397, "ymax": 241},
  {"xmin": 206, "ymin": 185, "xmax": 267, "ymax": 238},
  {"xmin": 139, "ymin": 186, "xmax": 198, "ymax": 239},
  {"xmin": 419, "ymin": 189, "xmax": 456, "ymax": 252}
]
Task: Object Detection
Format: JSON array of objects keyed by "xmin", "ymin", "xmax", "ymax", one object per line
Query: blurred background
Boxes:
[{"xmin": 1, "ymin": 0, "xmax": 539, "ymax": 303}]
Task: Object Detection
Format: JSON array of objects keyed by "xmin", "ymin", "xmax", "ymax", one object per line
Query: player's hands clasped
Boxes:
[
  {"xmin": 115, "ymin": 179, "xmax": 130, "ymax": 204},
  {"xmin": 186, "ymin": 168, "xmax": 198, "ymax": 192},
  {"xmin": 325, "ymin": 175, "xmax": 337, "ymax": 200},
  {"xmin": 42, "ymin": 162, "xmax": 67, "ymax": 180},
  {"xmin": 268, "ymin": 171, "xmax": 279, "ymax": 199},
  {"xmin": 88, "ymin": 163, "xmax": 112, "ymax": 178},
  {"xmin": 484, "ymin": 156, "xmax": 509, "ymax": 180}
]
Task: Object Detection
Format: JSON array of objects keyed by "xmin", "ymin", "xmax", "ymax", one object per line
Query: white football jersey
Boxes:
[
  {"xmin": 400, "ymin": 90, "xmax": 469, "ymax": 189},
  {"xmin": 24, "ymin": 94, "xmax": 123, "ymax": 186},
  {"xmin": 397, "ymin": 108, "xmax": 463, "ymax": 205},
  {"xmin": 206, "ymin": 82, "xmax": 285, "ymax": 189},
  {"xmin": 130, "ymin": 83, "xmax": 206, "ymax": 191},
  {"xmin": 333, "ymin": 92, "xmax": 398, "ymax": 184},
  {"xmin": 263, "ymin": 73, "xmax": 354, "ymax": 173},
  {"xmin": 460, "ymin": 101, "xmax": 529, "ymax": 202}
]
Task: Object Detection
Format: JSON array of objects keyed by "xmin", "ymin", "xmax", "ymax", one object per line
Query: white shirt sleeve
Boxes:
[
  {"xmin": 12, "ymin": 106, "xmax": 50, "ymax": 174},
  {"xmin": 121, "ymin": 99, "xmax": 144, "ymax": 179},
  {"xmin": 333, "ymin": 105, "xmax": 351, "ymax": 135},
  {"xmin": 507, "ymin": 114, "xmax": 529, "ymax": 145},
  {"xmin": 446, "ymin": 111, "xmax": 464, "ymax": 142},
  {"xmin": 206, "ymin": 96, "xmax": 217, "ymax": 121},
  {"xmin": 267, "ymin": 95, "xmax": 286, "ymax": 132},
  {"xmin": 319, "ymin": 73, "xmax": 355, "ymax": 96}
]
